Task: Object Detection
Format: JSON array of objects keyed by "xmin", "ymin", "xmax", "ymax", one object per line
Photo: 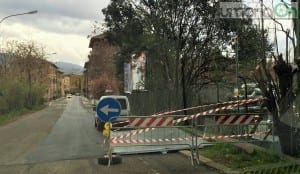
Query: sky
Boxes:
[
  {"xmin": 0, "ymin": 0, "xmax": 110, "ymax": 67},
  {"xmin": 0, "ymin": 0, "xmax": 295, "ymax": 67}
]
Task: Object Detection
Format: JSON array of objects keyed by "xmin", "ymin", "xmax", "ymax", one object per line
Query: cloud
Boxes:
[
  {"xmin": 0, "ymin": 0, "xmax": 110, "ymax": 20},
  {"xmin": 0, "ymin": 0, "xmax": 111, "ymax": 66},
  {"xmin": 1, "ymin": 22, "xmax": 90, "ymax": 66},
  {"xmin": 0, "ymin": 0, "xmax": 110, "ymax": 35}
]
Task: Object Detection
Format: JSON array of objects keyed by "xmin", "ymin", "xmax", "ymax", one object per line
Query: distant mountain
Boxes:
[{"xmin": 54, "ymin": 61, "xmax": 84, "ymax": 75}]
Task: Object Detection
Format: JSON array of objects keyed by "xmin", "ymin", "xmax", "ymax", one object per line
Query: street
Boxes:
[{"xmin": 0, "ymin": 96, "xmax": 220, "ymax": 174}]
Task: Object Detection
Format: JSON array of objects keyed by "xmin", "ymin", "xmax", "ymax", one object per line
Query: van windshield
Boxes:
[{"xmin": 117, "ymin": 99, "xmax": 127, "ymax": 109}]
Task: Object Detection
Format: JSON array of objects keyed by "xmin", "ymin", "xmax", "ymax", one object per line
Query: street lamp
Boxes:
[
  {"xmin": 230, "ymin": 33, "xmax": 239, "ymax": 91},
  {"xmin": 46, "ymin": 52, "xmax": 57, "ymax": 57},
  {"xmin": 0, "ymin": 10, "xmax": 37, "ymax": 97},
  {"xmin": 0, "ymin": 10, "xmax": 38, "ymax": 24}
]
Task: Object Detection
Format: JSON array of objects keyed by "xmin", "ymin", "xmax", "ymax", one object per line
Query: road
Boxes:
[{"xmin": 0, "ymin": 96, "xmax": 220, "ymax": 174}]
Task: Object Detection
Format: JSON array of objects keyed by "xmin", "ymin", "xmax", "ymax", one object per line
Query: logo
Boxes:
[
  {"xmin": 274, "ymin": 2, "xmax": 298, "ymax": 18},
  {"xmin": 219, "ymin": 1, "xmax": 298, "ymax": 19}
]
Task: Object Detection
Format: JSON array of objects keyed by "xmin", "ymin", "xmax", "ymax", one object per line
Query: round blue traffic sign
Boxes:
[{"xmin": 96, "ymin": 98, "xmax": 121, "ymax": 122}]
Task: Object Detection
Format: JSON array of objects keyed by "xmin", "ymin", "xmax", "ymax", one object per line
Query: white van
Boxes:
[{"xmin": 94, "ymin": 95, "xmax": 130, "ymax": 131}]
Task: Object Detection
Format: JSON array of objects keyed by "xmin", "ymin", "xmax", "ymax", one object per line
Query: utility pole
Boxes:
[
  {"xmin": 286, "ymin": 29, "xmax": 290, "ymax": 63},
  {"xmin": 181, "ymin": 56, "xmax": 187, "ymax": 115},
  {"xmin": 296, "ymin": 0, "xmax": 300, "ymax": 67},
  {"xmin": 260, "ymin": 0, "xmax": 266, "ymax": 66}
]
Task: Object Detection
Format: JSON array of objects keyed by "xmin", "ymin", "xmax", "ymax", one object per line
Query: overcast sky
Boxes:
[
  {"xmin": 0, "ymin": 0, "xmax": 294, "ymax": 67},
  {"xmin": 0, "ymin": 0, "xmax": 110, "ymax": 67}
]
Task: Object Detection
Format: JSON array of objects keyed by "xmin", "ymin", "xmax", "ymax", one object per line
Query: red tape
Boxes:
[
  {"xmin": 111, "ymin": 131, "xmax": 268, "ymax": 144},
  {"xmin": 111, "ymin": 98, "xmax": 265, "ymax": 140}
]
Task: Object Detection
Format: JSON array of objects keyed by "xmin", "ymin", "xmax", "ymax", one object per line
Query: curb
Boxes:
[
  {"xmin": 180, "ymin": 144, "xmax": 300, "ymax": 174},
  {"xmin": 80, "ymin": 97, "xmax": 95, "ymax": 113}
]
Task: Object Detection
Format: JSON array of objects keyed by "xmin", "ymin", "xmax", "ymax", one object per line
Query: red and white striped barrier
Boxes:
[
  {"xmin": 129, "ymin": 117, "xmax": 173, "ymax": 127},
  {"xmin": 112, "ymin": 120, "xmax": 130, "ymax": 126},
  {"xmin": 111, "ymin": 131, "xmax": 268, "ymax": 144},
  {"xmin": 174, "ymin": 98, "xmax": 264, "ymax": 124},
  {"xmin": 214, "ymin": 115, "xmax": 256, "ymax": 125},
  {"xmin": 112, "ymin": 128, "xmax": 156, "ymax": 140},
  {"xmin": 111, "ymin": 98, "xmax": 265, "ymax": 141},
  {"xmin": 151, "ymin": 98, "xmax": 264, "ymax": 117}
]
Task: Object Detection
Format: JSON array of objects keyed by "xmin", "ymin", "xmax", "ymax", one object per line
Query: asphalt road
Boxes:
[
  {"xmin": 0, "ymin": 96, "xmax": 220, "ymax": 174},
  {"xmin": 26, "ymin": 97, "xmax": 105, "ymax": 163}
]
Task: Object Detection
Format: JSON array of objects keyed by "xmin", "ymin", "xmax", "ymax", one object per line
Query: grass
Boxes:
[
  {"xmin": 199, "ymin": 143, "xmax": 289, "ymax": 169},
  {"xmin": 0, "ymin": 104, "xmax": 46, "ymax": 126}
]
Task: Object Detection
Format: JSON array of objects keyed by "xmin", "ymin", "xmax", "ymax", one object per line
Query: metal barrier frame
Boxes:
[{"xmin": 103, "ymin": 112, "xmax": 273, "ymax": 166}]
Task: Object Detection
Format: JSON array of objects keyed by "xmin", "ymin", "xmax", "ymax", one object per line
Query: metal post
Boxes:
[
  {"xmin": 260, "ymin": 0, "xmax": 266, "ymax": 66},
  {"xmin": 297, "ymin": 1, "xmax": 300, "ymax": 65},
  {"xmin": 216, "ymin": 82, "xmax": 220, "ymax": 103},
  {"xmin": 235, "ymin": 35, "xmax": 239, "ymax": 112},
  {"xmin": 238, "ymin": 76, "xmax": 248, "ymax": 112},
  {"xmin": 286, "ymin": 29, "xmax": 289, "ymax": 63},
  {"xmin": 181, "ymin": 57, "xmax": 187, "ymax": 115}
]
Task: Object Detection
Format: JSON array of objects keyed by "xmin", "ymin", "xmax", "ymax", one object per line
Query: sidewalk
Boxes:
[
  {"xmin": 80, "ymin": 96, "xmax": 97, "ymax": 111},
  {"xmin": 180, "ymin": 150, "xmax": 238, "ymax": 174},
  {"xmin": 180, "ymin": 142, "xmax": 300, "ymax": 174}
]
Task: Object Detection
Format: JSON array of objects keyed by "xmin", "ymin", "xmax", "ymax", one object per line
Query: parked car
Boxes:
[{"xmin": 94, "ymin": 95, "xmax": 130, "ymax": 131}]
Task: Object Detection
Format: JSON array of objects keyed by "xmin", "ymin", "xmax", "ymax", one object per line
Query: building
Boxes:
[
  {"xmin": 63, "ymin": 75, "xmax": 71, "ymax": 95},
  {"xmin": 43, "ymin": 61, "xmax": 64, "ymax": 101},
  {"xmin": 83, "ymin": 34, "xmax": 119, "ymax": 99},
  {"xmin": 69, "ymin": 74, "xmax": 83, "ymax": 94}
]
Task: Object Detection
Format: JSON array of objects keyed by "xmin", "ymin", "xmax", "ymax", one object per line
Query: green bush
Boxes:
[{"xmin": 0, "ymin": 77, "xmax": 45, "ymax": 115}]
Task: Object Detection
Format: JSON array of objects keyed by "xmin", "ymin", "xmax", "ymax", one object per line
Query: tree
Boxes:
[
  {"xmin": 90, "ymin": 73, "xmax": 119, "ymax": 99},
  {"xmin": 1, "ymin": 40, "xmax": 48, "ymax": 109},
  {"xmin": 252, "ymin": 0, "xmax": 300, "ymax": 156},
  {"xmin": 102, "ymin": 0, "xmax": 271, "ymax": 91}
]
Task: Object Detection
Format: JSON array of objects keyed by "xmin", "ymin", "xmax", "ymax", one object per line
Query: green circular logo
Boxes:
[{"xmin": 274, "ymin": 3, "xmax": 289, "ymax": 18}]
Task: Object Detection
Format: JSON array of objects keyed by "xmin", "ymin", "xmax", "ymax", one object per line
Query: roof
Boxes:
[{"xmin": 88, "ymin": 34, "xmax": 106, "ymax": 48}]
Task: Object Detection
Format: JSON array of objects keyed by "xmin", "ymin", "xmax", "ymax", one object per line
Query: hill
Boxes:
[{"xmin": 54, "ymin": 61, "xmax": 83, "ymax": 75}]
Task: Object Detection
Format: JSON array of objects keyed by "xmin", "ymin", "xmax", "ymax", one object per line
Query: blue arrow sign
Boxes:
[{"xmin": 96, "ymin": 98, "xmax": 121, "ymax": 122}]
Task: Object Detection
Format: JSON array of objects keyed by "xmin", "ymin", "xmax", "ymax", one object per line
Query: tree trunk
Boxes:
[{"xmin": 276, "ymin": 120, "xmax": 300, "ymax": 156}]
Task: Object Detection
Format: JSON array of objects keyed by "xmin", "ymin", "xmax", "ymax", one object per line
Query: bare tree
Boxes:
[
  {"xmin": 253, "ymin": 0, "xmax": 300, "ymax": 156},
  {"xmin": 3, "ymin": 41, "xmax": 48, "ymax": 108}
]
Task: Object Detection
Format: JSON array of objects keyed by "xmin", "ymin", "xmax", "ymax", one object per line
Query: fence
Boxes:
[
  {"xmin": 103, "ymin": 97, "xmax": 271, "ymax": 167},
  {"xmin": 126, "ymin": 83, "xmax": 232, "ymax": 116}
]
